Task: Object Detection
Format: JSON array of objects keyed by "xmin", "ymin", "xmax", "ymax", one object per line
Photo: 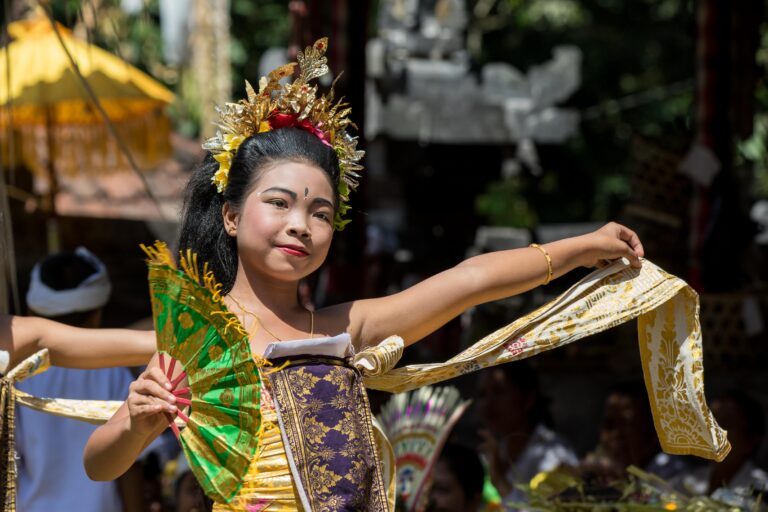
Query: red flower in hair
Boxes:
[{"xmin": 269, "ymin": 113, "xmax": 333, "ymax": 147}]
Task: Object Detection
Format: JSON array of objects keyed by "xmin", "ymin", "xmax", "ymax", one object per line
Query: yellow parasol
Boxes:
[{"xmin": 0, "ymin": 13, "xmax": 174, "ymax": 208}]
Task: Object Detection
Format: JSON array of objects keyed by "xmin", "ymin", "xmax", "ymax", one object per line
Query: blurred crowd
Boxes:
[{"xmin": 11, "ymin": 245, "xmax": 768, "ymax": 512}]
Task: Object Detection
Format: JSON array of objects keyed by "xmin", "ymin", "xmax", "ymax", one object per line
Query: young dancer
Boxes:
[{"xmin": 83, "ymin": 39, "xmax": 643, "ymax": 511}]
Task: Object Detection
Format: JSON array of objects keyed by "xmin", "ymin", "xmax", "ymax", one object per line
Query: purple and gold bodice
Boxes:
[{"xmin": 214, "ymin": 334, "xmax": 392, "ymax": 512}]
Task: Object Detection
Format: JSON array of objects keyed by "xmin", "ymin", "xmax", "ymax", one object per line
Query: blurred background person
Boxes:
[
  {"xmin": 476, "ymin": 361, "xmax": 578, "ymax": 509},
  {"xmin": 674, "ymin": 389, "xmax": 767, "ymax": 497},
  {"xmin": 171, "ymin": 454, "xmax": 211, "ymax": 512},
  {"xmin": 580, "ymin": 381, "xmax": 690, "ymax": 483},
  {"xmin": 427, "ymin": 443, "xmax": 486, "ymax": 512},
  {"xmin": 15, "ymin": 247, "xmax": 144, "ymax": 512}
]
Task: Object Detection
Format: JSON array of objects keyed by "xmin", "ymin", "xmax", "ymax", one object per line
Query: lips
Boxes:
[{"xmin": 277, "ymin": 244, "xmax": 309, "ymax": 257}]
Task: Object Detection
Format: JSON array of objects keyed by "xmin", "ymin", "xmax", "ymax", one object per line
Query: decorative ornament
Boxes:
[
  {"xmin": 377, "ymin": 386, "xmax": 472, "ymax": 511},
  {"xmin": 142, "ymin": 241, "xmax": 265, "ymax": 503},
  {"xmin": 202, "ymin": 38, "xmax": 364, "ymax": 230}
]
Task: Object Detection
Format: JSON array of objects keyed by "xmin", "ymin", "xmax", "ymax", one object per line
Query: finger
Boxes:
[
  {"xmin": 129, "ymin": 392, "xmax": 177, "ymax": 411},
  {"xmin": 620, "ymin": 241, "xmax": 642, "ymax": 268},
  {"xmin": 132, "ymin": 402, "xmax": 176, "ymax": 417},
  {"xmin": 144, "ymin": 367, "xmax": 173, "ymax": 390},
  {"xmin": 132, "ymin": 379, "xmax": 177, "ymax": 404},
  {"xmin": 617, "ymin": 225, "xmax": 645, "ymax": 259}
]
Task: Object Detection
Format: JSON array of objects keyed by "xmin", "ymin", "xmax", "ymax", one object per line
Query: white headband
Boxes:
[{"xmin": 26, "ymin": 247, "xmax": 112, "ymax": 317}]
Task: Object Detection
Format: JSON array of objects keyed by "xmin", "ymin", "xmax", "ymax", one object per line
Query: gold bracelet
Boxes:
[{"xmin": 529, "ymin": 243, "xmax": 553, "ymax": 285}]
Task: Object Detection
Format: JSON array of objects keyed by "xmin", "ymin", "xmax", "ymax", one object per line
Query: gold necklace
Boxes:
[{"xmin": 227, "ymin": 294, "xmax": 314, "ymax": 341}]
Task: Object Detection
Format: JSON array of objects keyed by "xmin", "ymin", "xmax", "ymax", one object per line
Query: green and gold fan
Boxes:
[{"xmin": 143, "ymin": 241, "xmax": 262, "ymax": 504}]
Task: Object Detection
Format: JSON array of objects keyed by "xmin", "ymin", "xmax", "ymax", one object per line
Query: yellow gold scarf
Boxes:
[
  {"xmin": 2, "ymin": 258, "xmax": 730, "ymax": 511},
  {"xmin": 356, "ymin": 259, "xmax": 730, "ymax": 462}
]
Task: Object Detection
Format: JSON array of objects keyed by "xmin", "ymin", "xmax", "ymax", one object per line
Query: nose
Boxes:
[{"xmin": 286, "ymin": 212, "xmax": 311, "ymax": 239}]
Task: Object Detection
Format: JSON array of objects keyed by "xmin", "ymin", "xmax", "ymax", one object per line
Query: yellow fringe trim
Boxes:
[
  {"xmin": 262, "ymin": 360, "xmax": 290, "ymax": 375},
  {"xmin": 210, "ymin": 311, "xmax": 249, "ymax": 338},
  {"xmin": 141, "ymin": 241, "xmax": 226, "ymax": 303},
  {"xmin": 179, "ymin": 249, "xmax": 200, "ymax": 285},
  {"xmin": 140, "ymin": 241, "xmax": 176, "ymax": 268},
  {"xmin": 141, "ymin": 241, "xmax": 278, "ymax": 370}
]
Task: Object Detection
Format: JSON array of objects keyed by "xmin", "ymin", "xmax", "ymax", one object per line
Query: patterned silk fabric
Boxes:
[
  {"xmin": 211, "ymin": 376, "xmax": 396, "ymax": 512},
  {"xmin": 4, "ymin": 257, "xmax": 731, "ymax": 512},
  {"xmin": 145, "ymin": 246, "xmax": 263, "ymax": 503},
  {"xmin": 213, "ymin": 383, "xmax": 302, "ymax": 511},
  {"xmin": 1, "ymin": 348, "xmax": 52, "ymax": 511},
  {"xmin": 266, "ymin": 358, "xmax": 389, "ymax": 512},
  {"xmin": 362, "ymin": 260, "xmax": 731, "ymax": 462}
]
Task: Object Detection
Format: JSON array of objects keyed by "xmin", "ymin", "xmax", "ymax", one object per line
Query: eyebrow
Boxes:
[
  {"xmin": 262, "ymin": 187, "xmax": 334, "ymax": 208},
  {"xmin": 261, "ymin": 187, "xmax": 297, "ymax": 199},
  {"xmin": 312, "ymin": 197, "xmax": 334, "ymax": 209}
]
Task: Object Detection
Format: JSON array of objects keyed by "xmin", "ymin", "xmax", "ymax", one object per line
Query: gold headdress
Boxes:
[{"xmin": 202, "ymin": 38, "xmax": 364, "ymax": 230}]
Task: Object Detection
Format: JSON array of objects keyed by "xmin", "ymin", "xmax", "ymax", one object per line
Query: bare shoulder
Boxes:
[{"xmin": 312, "ymin": 302, "xmax": 356, "ymax": 337}]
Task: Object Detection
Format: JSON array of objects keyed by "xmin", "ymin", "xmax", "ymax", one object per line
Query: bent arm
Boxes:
[
  {"xmin": 346, "ymin": 224, "xmax": 643, "ymax": 347},
  {"xmin": 83, "ymin": 401, "xmax": 163, "ymax": 481},
  {"xmin": 0, "ymin": 315, "xmax": 155, "ymax": 370},
  {"xmin": 84, "ymin": 353, "xmax": 175, "ymax": 481}
]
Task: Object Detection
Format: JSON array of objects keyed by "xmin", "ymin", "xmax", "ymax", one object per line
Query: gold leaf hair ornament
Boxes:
[{"xmin": 202, "ymin": 38, "xmax": 364, "ymax": 230}]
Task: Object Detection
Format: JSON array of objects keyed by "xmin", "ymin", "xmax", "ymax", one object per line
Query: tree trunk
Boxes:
[{"xmin": 190, "ymin": 0, "xmax": 232, "ymax": 139}]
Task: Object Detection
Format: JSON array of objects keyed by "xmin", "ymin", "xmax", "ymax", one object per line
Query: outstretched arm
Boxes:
[
  {"xmin": 344, "ymin": 222, "xmax": 644, "ymax": 348},
  {"xmin": 0, "ymin": 315, "xmax": 156, "ymax": 370}
]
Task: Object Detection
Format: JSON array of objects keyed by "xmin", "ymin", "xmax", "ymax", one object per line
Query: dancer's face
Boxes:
[{"xmin": 224, "ymin": 161, "xmax": 335, "ymax": 282}]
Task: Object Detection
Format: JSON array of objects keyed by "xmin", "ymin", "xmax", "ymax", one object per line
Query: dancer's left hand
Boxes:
[{"xmin": 578, "ymin": 222, "xmax": 645, "ymax": 269}]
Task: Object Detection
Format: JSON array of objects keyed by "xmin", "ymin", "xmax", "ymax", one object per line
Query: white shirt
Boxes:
[
  {"xmin": 675, "ymin": 459, "xmax": 768, "ymax": 497},
  {"xmin": 502, "ymin": 423, "xmax": 578, "ymax": 510},
  {"xmin": 15, "ymin": 366, "xmax": 135, "ymax": 512}
]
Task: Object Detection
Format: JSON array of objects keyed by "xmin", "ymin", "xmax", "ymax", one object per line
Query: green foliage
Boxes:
[
  {"xmin": 229, "ymin": 0, "xmax": 290, "ymax": 91},
  {"xmin": 475, "ymin": 176, "xmax": 538, "ymax": 228},
  {"xmin": 740, "ymin": 15, "xmax": 768, "ymax": 199},
  {"xmin": 518, "ymin": 465, "xmax": 760, "ymax": 511}
]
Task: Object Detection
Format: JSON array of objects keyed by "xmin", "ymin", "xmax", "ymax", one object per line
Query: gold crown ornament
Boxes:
[{"xmin": 202, "ymin": 38, "xmax": 364, "ymax": 230}]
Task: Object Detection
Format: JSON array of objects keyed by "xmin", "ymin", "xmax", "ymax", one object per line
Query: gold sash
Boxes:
[
  {"xmin": 1, "ymin": 258, "xmax": 731, "ymax": 512},
  {"xmin": 357, "ymin": 260, "xmax": 730, "ymax": 462}
]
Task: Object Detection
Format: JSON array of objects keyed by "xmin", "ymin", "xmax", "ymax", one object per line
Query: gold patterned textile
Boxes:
[
  {"xmin": 266, "ymin": 358, "xmax": 390, "ymax": 511},
  {"xmin": 211, "ymin": 380, "xmax": 397, "ymax": 512},
  {"xmin": 213, "ymin": 384, "xmax": 302, "ymax": 511},
  {"xmin": 1, "ymin": 349, "xmax": 50, "ymax": 511},
  {"xmin": 144, "ymin": 242, "xmax": 264, "ymax": 503},
  {"xmin": 0, "ymin": 377, "xmax": 16, "ymax": 512},
  {"xmin": 13, "ymin": 390, "xmax": 121, "ymax": 424},
  {"xmin": 361, "ymin": 260, "xmax": 731, "ymax": 462},
  {"xmin": 5, "ymin": 258, "xmax": 730, "ymax": 511}
]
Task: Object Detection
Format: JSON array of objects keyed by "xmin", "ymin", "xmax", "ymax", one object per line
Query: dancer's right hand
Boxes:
[{"xmin": 126, "ymin": 366, "xmax": 177, "ymax": 436}]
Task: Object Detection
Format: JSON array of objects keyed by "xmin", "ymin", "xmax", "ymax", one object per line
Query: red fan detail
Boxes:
[{"xmin": 159, "ymin": 353, "xmax": 190, "ymax": 440}]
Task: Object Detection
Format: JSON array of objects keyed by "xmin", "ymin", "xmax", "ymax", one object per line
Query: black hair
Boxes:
[
  {"xmin": 603, "ymin": 381, "xmax": 655, "ymax": 434},
  {"xmin": 437, "ymin": 443, "xmax": 485, "ymax": 500},
  {"xmin": 495, "ymin": 360, "xmax": 553, "ymax": 427},
  {"xmin": 715, "ymin": 388, "xmax": 766, "ymax": 441},
  {"xmin": 31, "ymin": 251, "xmax": 102, "ymax": 326},
  {"xmin": 178, "ymin": 128, "xmax": 341, "ymax": 294},
  {"xmin": 38, "ymin": 252, "xmax": 98, "ymax": 291}
]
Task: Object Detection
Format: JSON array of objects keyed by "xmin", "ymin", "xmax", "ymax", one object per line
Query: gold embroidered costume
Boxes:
[{"xmin": 1, "ymin": 257, "xmax": 731, "ymax": 512}]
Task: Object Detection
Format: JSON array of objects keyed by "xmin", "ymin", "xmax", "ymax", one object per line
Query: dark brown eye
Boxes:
[{"xmin": 313, "ymin": 211, "xmax": 331, "ymax": 223}]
